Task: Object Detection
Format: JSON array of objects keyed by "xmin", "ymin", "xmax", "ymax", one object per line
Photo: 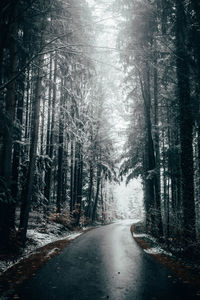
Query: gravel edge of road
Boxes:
[{"xmin": 130, "ymin": 223, "xmax": 200, "ymax": 297}]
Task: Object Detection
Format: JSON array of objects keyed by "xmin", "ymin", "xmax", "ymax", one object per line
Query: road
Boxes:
[{"xmin": 18, "ymin": 221, "xmax": 198, "ymax": 300}]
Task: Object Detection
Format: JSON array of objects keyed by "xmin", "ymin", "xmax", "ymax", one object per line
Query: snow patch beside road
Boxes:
[
  {"xmin": 0, "ymin": 227, "xmax": 83, "ymax": 275},
  {"xmin": 144, "ymin": 247, "xmax": 172, "ymax": 256}
]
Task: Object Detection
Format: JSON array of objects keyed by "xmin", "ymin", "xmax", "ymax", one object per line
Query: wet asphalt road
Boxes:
[{"xmin": 18, "ymin": 221, "xmax": 198, "ymax": 300}]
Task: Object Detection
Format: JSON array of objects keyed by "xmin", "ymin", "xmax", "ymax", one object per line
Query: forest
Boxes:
[
  {"xmin": 117, "ymin": 0, "xmax": 200, "ymax": 255},
  {"xmin": 0, "ymin": 0, "xmax": 199, "ymax": 261}
]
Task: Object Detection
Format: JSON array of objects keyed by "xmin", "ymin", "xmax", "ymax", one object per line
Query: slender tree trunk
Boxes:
[
  {"xmin": 61, "ymin": 77, "xmax": 68, "ymax": 205},
  {"xmin": 70, "ymin": 140, "xmax": 74, "ymax": 213},
  {"xmin": 76, "ymin": 151, "xmax": 83, "ymax": 226},
  {"xmin": 57, "ymin": 78, "xmax": 64, "ymax": 213},
  {"xmin": 25, "ymin": 69, "xmax": 30, "ymax": 145},
  {"xmin": 18, "ymin": 55, "xmax": 43, "ymax": 246},
  {"xmin": 10, "ymin": 72, "xmax": 25, "ymax": 231},
  {"xmin": 101, "ymin": 180, "xmax": 104, "ymax": 223},
  {"xmin": 162, "ymin": 136, "xmax": 168, "ymax": 241},
  {"xmin": 43, "ymin": 55, "xmax": 52, "ymax": 216},
  {"xmin": 40, "ymin": 99, "xmax": 45, "ymax": 156},
  {"xmin": 86, "ymin": 165, "xmax": 94, "ymax": 219},
  {"xmin": 166, "ymin": 177, "xmax": 170, "ymax": 247},
  {"xmin": 153, "ymin": 44, "xmax": 163, "ymax": 237},
  {"xmin": 62, "ymin": 146, "xmax": 68, "ymax": 204},
  {"xmin": 92, "ymin": 164, "xmax": 101, "ymax": 223},
  {"xmin": 44, "ymin": 53, "xmax": 57, "ymax": 205},
  {"xmin": 73, "ymin": 147, "xmax": 78, "ymax": 209},
  {"xmin": 25, "ymin": 67, "xmax": 34, "ymax": 157},
  {"xmin": 46, "ymin": 54, "xmax": 52, "ymax": 157}
]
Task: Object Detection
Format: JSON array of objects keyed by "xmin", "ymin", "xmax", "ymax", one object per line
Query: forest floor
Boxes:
[
  {"xmin": 130, "ymin": 222, "xmax": 200, "ymax": 297},
  {"xmin": 0, "ymin": 213, "xmax": 97, "ymax": 299}
]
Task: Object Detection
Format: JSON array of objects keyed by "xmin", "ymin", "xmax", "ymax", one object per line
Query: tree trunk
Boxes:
[
  {"xmin": 62, "ymin": 146, "xmax": 68, "ymax": 204},
  {"xmin": 86, "ymin": 165, "xmax": 94, "ymax": 219},
  {"xmin": 92, "ymin": 164, "xmax": 101, "ymax": 223},
  {"xmin": 10, "ymin": 71, "xmax": 25, "ymax": 231},
  {"xmin": 153, "ymin": 44, "xmax": 163, "ymax": 237},
  {"xmin": 24, "ymin": 69, "xmax": 31, "ymax": 146},
  {"xmin": 18, "ymin": 55, "xmax": 43, "ymax": 246},
  {"xmin": 40, "ymin": 98, "xmax": 45, "ymax": 156},
  {"xmin": 70, "ymin": 140, "xmax": 74, "ymax": 213},
  {"xmin": 46, "ymin": 54, "xmax": 52, "ymax": 157},
  {"xmin": 56, "ymin": 78, "xmax": 64, "ymax": 213},
  {"xmin": 175, "ymin": 0, "xmax": 196, "ymax": 246},
  {"xmin": 0, "ymin": 4, "xmax": 17, "ymax": 249},
  {"xmin": 76, "ymin": 150, "xmax": 83, "ymax": 226},
  {"xmin": 140, "ymin": 62, "xmax": 157, "ymax": 235},
  {"xmin": 73, "ymin": 150, "xmax": 78, "ymax": 209},
  {"xmin": 44, "ymin": 53, "xmax": 57, "ymax": 205}
]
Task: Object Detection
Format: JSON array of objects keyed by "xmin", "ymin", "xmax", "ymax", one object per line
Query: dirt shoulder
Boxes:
[
  {"xmin": 0, "ymin": 228, "xmax": 94, "ymax": 299},
  {"xmin": 130, "ymin": 223, "xmax": 200, "ymax": 297}
]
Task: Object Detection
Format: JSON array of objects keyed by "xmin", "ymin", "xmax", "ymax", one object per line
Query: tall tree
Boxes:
[
  {"xmin": 0, "ymin": 2, "xmax": 18, "ymax": 249},
  {"xmin": 175, "ymin": 0, "xmax": 196, "ymax": 245}
]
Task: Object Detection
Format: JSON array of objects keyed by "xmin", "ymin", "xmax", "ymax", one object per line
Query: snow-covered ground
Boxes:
[
  {"xmin": 132, "ymin": 232, "xmax": 172, "ymax": 257},
  {"xmin": 26, "ymin": 228, "xmax": 82, "ymax": 250},
  {"xmin": 0, "ymin": 223, "xmax": 84, "ymax": 276},
  {"xmin": 144, "ymin": 246, "xmax": 172, "ymax": 256}
]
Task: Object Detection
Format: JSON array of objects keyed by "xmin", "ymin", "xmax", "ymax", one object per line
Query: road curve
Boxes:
[{"xmin": 18, "ymin": 221, "xmax": 198, "ymax": 300}]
